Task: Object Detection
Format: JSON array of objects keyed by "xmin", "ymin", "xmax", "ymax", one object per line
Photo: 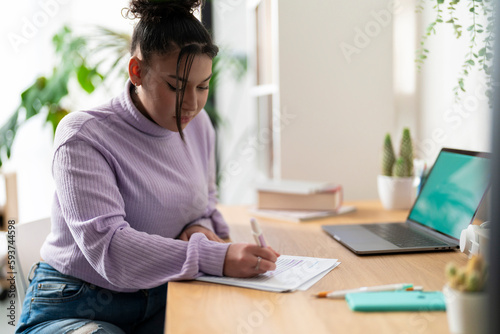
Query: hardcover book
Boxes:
[{"xmin": 256, "ymin": 179, "xmax": 343, "ymax": 211}]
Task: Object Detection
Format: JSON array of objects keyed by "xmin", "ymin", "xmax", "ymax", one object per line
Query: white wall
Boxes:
[
  {"xmin": 277, "ymin": 0, "xmax": 396, "ymax": 200},
  {"xmin": 1, "ymin": 0, "xmax": 131, "ymax": 223}
]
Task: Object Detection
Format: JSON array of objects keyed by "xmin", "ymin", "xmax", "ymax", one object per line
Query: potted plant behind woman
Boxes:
[{"xmin": 377, "ymin": 128, "xmax": 418, "ymax": 210}]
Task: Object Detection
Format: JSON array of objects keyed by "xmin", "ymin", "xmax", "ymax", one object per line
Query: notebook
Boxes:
[{"xmin": 322, "ymin": 148, "xmax": 491, "ymax": 254}]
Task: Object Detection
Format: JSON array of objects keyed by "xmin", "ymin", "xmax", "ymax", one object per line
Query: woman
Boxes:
[{"xmin": 16, "ymin": 1, "xmax": 278, "ymax": 333}]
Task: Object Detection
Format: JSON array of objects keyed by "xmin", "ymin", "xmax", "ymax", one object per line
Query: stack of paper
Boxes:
[{"xmin": 196, "ymin": 255, "xmax": 340, "ymax": 292}]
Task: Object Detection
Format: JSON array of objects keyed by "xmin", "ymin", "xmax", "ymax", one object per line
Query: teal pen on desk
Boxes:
[{"xmin": 315, "ymin": 283, "xmax": 416, "ymax": 299}]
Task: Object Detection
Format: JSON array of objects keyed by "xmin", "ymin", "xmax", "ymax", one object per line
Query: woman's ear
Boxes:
[{"xmin": 128, "ymin": 56, "xmax": 143, "ymax": 87}]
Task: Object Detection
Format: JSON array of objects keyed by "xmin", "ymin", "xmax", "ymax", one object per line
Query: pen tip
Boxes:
[{"xmin": 250, "ymin": 218, "xmax": 259, "ymax": 231}]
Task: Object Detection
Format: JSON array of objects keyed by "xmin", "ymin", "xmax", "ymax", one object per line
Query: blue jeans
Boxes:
[{"xmin": 16, "ymin": 262, "xmax": 168, "ymax": 334}]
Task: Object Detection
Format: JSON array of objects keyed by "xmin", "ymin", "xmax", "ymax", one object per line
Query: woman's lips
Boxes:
[
  {"xmin": 180, "ymin": 115, "xmax": 193, "ymax": 123},
  {"xmin": 173, "ymin": 115, "xmax": 194, "ymax": 124}
]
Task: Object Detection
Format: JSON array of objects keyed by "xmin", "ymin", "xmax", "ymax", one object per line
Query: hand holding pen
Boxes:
[{"xmin": 223, "ymin": 218, "xmax": 280, "ymax": 278}]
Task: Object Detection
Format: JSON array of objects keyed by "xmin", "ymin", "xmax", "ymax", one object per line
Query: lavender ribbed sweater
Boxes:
[{"xmin": 40, "ymin": 81, "xmax": 230, "ymax": 292}]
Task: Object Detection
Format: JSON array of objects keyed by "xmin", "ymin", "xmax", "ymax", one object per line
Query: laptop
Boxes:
[{"xmin": 322, "ymin": 148, "xmax": 491, "ymax": 254}]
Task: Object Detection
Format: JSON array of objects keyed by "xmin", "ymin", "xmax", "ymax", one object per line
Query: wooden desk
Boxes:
[{"xmin": 166, "ymin": 200, "xmax": 467, "ymax": 334}]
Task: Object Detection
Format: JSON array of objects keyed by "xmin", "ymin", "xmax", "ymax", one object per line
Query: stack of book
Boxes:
[{"xmin": 250, "ymin": 179, "xmax": 356, "ymax": 222}]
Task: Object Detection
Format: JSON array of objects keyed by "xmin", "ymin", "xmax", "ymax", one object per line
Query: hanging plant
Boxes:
[{"xmin": 415, "ymin": 0, "xmax": 496, "ymax": 104}]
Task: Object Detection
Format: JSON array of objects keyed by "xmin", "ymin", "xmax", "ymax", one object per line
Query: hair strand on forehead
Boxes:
[{"xmin": 176, "ymin": 45, "xmax": 201, "ymax": 141}]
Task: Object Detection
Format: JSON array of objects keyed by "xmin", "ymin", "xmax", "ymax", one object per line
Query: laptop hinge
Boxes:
[{"xmin": 407, "ymin": 220, "xmax": 459, "ymax": 246}]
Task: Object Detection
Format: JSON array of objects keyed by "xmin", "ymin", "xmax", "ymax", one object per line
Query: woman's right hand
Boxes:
[{"xmin": 223, "ymin": 243, "xmax": 280, "ymax": 278}]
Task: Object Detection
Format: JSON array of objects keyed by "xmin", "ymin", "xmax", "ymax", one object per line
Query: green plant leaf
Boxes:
[
  {"xmin": 0, "ymin": 111, "xmax": 19, "ymax": 167},
  {"xmin": 466, "ymin": 59, "xmax": 475, "ymax": 65},
  {"xmin": 46, "ymin": 106, "xmax": 69, "ymax": 136},
  {"xmin": 20, "ymin": 82, "xmax": 45, "ymax": 119},
  {"xmin": 77, "ymin": 65, "xmax": 101, "ymax": 94},
  {"xmin": 478, "ymin": 47, "xmax": 486, "ymax": 56}
]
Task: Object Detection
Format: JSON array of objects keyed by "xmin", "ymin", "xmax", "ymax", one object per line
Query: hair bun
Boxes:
[{"xmin": 126, "ymin": 0, "xmax": 203, "ymax": 21}]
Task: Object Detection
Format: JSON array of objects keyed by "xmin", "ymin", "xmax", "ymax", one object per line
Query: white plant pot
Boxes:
[
  {"xmin": 377, "ymin": 175, "xmax": 417, "ymax": 210},
  {"xmin": 443, "ymin": 284, "xmax": 487, "ymax": 334}
]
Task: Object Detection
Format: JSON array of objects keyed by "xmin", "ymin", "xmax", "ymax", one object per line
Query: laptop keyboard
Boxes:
[{"xmin": 363, "ymin": 223, "xmax": 448, "ymax": 248}]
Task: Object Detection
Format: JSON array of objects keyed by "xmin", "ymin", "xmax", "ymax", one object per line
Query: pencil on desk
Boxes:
[{"xmin": 315, "ymin": 283, "xmax": 416, "ymax": 299}]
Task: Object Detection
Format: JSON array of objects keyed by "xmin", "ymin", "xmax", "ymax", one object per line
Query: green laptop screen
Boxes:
[{"xmin": 408, "ymin": 151, "xmax": 490, "ymax": 239}]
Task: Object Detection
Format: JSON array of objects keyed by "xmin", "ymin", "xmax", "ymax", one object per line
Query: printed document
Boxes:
[{"xmin": 196, "ymin": 255, "xmax": 340, "ymax": 292}]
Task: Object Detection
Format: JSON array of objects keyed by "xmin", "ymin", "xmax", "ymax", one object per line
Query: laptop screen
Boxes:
[{"xmin": 408, "ymin": 149, "xmax": 490, "ymax": 239}]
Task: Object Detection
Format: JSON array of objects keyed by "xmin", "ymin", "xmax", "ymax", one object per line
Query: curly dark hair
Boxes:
[{"xmin": 123, "ymin": 0, "xmax": 218, "ymax": 139}]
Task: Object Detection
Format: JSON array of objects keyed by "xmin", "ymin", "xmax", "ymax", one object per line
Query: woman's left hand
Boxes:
[{"xmin": 179, "ymin": 225, "xmax": 224, "ymax": 243}]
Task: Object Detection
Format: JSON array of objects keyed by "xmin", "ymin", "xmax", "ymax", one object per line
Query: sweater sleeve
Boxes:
[
  {"xmin": 186, "ymin": 115, "xmax": 230, "ymax": 238},
  {"xmin": 52, "ymin": 139, "xmax": 230, "ymax": 290}
]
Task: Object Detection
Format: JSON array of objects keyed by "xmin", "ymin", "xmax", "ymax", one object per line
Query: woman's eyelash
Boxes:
[
  {"xmin": 167, "ymin": 82, "xmax": 209, "ymax": 91},
  {"xmin": 167, "ymin": 82, "xmax": 180, "ymax": 91}
]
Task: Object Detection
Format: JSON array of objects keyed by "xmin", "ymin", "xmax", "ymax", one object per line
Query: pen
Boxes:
[
  {"xmin": 251, "ymin": 218, "xmax": 267, "ymax": 247},
  {"xmin": 315, "ymin": 283, "xmax": 415, "ymax": 299}
]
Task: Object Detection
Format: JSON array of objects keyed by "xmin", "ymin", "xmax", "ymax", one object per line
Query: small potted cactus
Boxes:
[
  {"xmin": 443, "ymin": 255, "xmax": 488, "ymax": 334},
  {"xmin": 377, "ymin": 128, "xmax": 418, "ymax": 209}
]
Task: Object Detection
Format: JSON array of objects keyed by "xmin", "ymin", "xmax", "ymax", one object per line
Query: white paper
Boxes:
[
  {"xmin": 196, "ymin": 255, "xmax": 340, "ymax": 292},
  {"xmin": 295, "ymin": 261, "xmax": 341, "ymax": 291}
]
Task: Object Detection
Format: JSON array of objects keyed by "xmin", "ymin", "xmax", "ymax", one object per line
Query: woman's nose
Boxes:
[{"xmin": 181, "ymin": 87, "xmax": 197, "ymax": 112}]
